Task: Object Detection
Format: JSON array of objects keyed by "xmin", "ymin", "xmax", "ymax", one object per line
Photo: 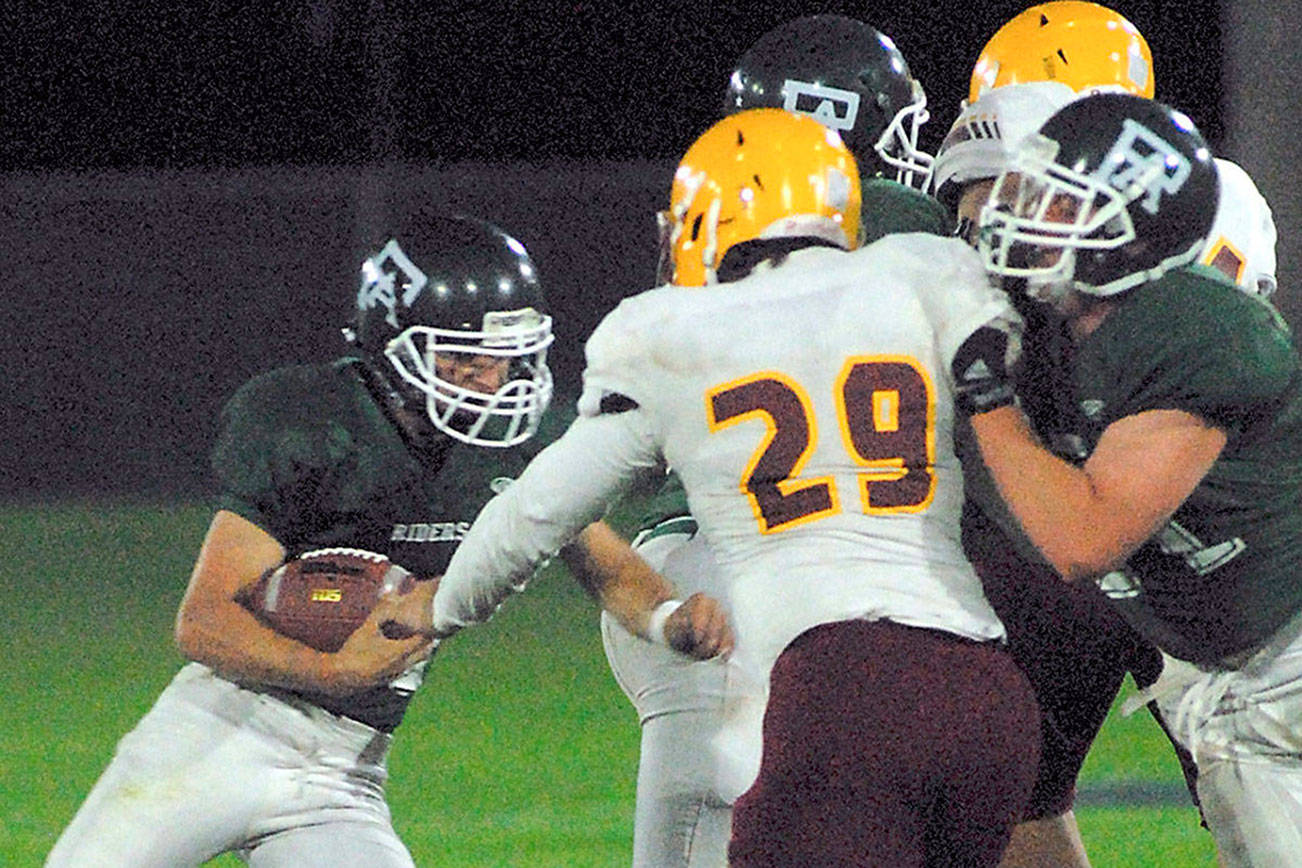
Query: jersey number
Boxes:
[{"xmin": 707, "ymin": 358, "xmax": 936, "ymax": 533}]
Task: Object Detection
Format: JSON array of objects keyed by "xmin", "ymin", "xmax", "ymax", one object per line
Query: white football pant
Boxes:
[
  {"xmin": 46, "ymin": 663, "xmax": 413, "ymax": 868},
  {"xmin": 1152, "ymin": 608, "xmax": 1302, "ymax": 868},
  {"xmin": 601, "ymin": 530, "xmax": 765, "ymax": 868}
]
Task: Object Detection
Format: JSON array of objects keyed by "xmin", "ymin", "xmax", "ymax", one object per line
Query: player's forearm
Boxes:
[
  {"xmin": 561, "ymin": 522, "xmax": 678, "ymax": 639},
  {"xmin": 431, "ymin": 480, "xmax": 595, "ymax": 634},
  {"xmin": 432, "ymin": 411, "xmax": 662, "ymax": 635},
  {"xmin": 968, "ymin": 406, "xmax": 1138, "ymax": 581},
  {"xmin": 175, "ymin": 600, "xmax": 338, "ymax": 693}
]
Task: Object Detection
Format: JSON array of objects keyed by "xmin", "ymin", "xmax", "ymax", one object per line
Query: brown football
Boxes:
[{"xmin": 237, "ymin": 548, "xmax": 415, "ymax": 652}]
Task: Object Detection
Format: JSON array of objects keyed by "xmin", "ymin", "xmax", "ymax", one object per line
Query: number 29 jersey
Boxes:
[{"xmin": 582, "ymin": 235, "xmax": 1015, "ymax": 677}]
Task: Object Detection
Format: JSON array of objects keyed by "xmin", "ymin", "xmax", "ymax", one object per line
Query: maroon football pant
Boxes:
[{"xmin": 729, "ymin": 619, "xmax": 1039, "ymax": 867}]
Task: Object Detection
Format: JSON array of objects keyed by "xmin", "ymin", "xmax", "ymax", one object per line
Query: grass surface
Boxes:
[{"xmin": 3, "ymin": 502, "xmax": 1217, "ymax": 865}]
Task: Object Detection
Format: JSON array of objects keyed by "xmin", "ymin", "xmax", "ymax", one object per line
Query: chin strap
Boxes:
[{"xmin": 352, "ymin": 357, "xmax": 452, "ymax": 459}]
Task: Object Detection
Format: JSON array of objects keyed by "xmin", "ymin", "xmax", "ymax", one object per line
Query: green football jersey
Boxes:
[
  {"xmin": 210, "ymin": 357, "xmax": 567, "ymax": 728},
  {"xmin": 634, "ymin": 472, "xmax": 695, "ymax": 541},
  {"xmin": 1071, "ymin": 267, "xmax": 1302, "ymax": 665}
]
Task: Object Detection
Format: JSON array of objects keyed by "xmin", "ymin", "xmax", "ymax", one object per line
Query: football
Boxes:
[{"xmin": 237, "ymin": 548, "xmax": 416, "ymax": 652}]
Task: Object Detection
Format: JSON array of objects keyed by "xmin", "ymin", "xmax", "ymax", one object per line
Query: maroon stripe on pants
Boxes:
[{"xmin": 729, "ymin": 618, "xmax": 1039, "ymax": 867}]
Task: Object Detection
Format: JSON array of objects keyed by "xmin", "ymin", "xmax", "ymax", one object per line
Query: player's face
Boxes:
[
  {"xmin": 434, "ymin": 352, "xmax": 510, "ymax": 395},
  {"xmin": 989, "ymin": 172, "xmax": 1084, "ymax": 270},
  {"xmin": 956, "ymin": 178, "xmax": 997, "ymax": 245},
  {"xmin": 1026, "ymin": 190, "xmax": 1085, "ymax": 268}
]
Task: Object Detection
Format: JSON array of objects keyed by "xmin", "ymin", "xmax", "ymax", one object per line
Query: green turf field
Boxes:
[{"xmin": 3, "ymin": 502, "xmax": 1218, "ymax": 865}]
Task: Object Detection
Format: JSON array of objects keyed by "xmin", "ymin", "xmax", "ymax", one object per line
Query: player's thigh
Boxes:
[
  {"xmin": 731, "ymin": 620, "xmax": 1037, "ymax": 867},
  {"xmin": 632, "ymin": 706, "xmax": 733, "ymax": 868},
  {"xmin": 1194, "ymin": 671, "xmax": 1302, "ymax": 865},
  {"xmin": 245, "ymin": 821, "xmax": 415, "ymax": 868},
  {"xmin": 47, "ymin": 665, "xmax": 264, "ymax": 866},
  {"xmin": 602, "ymin": 611, "xmax": 732, "ymax": 718},
  {"xmin": 602, "ymin": 531, "xmax": 733, "ymax": 721},
  {"xmin": 1196, "ymin": 758, "xmax": 1302, "ymax": 868},
  {"xmin": 926, "ymin": 640, "xmax": 1041, "ymax": 866}
]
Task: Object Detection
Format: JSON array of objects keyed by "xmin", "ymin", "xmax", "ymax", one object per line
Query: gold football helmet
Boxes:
[
  {"xmin": 969, "ymin": 1, "xmax": 1154, "ymax": 102},
  {"xmin": 667, "ymin": 108, "xmax": 861, "ymax": 287}
]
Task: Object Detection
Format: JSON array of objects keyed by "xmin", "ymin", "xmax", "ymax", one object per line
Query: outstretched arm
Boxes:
[
  {"xmin": 431, "ymin": 408, "xmax": 664, "ymax": 636},
  {"xmin": 561, "ymin": 522, "xmax": 733, "ymax": 659}
]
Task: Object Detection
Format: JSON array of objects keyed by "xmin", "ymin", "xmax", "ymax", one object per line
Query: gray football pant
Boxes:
[
  {"xmin": 1153, "ymin": 608, "xmax": 1302, "ymax": 868},
  {"xmin": 46, "ymin": 663, "xmax": 413, "ymax": 868},
  {"xmin": 602, "ymin": 531, "xmax": 753, "ymax": 868}
]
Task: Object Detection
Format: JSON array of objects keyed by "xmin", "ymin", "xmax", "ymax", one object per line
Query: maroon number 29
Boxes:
[{"xmin": 707, "ymin": 357, "xmax": 936, "ymax": 534}]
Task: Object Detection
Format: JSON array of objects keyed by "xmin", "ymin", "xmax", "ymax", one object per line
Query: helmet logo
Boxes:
[
  {"xmin": 1092, "ymin": 119, "xmax": 1191, "ymax": 215},
  {"xmin": 359, "ymin": 239, "xmax": 428, "ymax": 328},
  {"xmin": 781, "ymin": 79, "xmax": 859, "ymax": 132}
]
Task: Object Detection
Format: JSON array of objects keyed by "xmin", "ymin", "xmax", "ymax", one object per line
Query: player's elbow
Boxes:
[
  {"xmin": 172, "ymin": 593, "xmax": 219, "ymax": 663},
  {"xmin": 173, "ymin": 605, "xmax": 202, "ymax": 659},
  {"xmin": 1043, "ymin": 539, "xmax": 1133, "ymax": 585}
]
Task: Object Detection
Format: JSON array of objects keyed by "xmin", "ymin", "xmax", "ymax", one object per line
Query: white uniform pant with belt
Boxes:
[{"xmin": 46, "ymin": 662, "xmax": 413, "ymax": 868}]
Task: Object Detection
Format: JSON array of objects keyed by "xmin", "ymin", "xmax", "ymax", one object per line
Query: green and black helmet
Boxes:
[
  {"xmin": 979, "ymin": 93, "xmax": 1219, "ymax": 300},
  {"xmin": 723, "ymin": 15, "xmax": 934, "ymax": 188},
  {"xmin": 346, "ymin": 210, "xmax": 553, "ymax": 447}
]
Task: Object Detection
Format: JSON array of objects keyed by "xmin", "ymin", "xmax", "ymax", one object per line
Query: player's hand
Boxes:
[
  {"xmin": 373, "ymin": 575, "xmax": 438, "ymax": 640},
  {"xmin": 953, "ymin": 324, "xmax": 1021, "ymax": 416},
  {"xmin": 323, "ymin": 579, "xmax": 439, "ymax": 694},
  {"xmin": 664, "ymin": 592, "xmax": 734, "ymax": 660}
]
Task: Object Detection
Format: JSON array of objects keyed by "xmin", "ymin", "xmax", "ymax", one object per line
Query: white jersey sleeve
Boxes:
[
  {"xmin": 431, "ymin": 407, "xmax": 663, "ymax": 634},
  {"xmin": 881, "ymin": 233, "xmax": 1023, "ymax": 379},
  {"xmin": 578, "ymin": 294, "xmax": 661, "ymax": 419}
]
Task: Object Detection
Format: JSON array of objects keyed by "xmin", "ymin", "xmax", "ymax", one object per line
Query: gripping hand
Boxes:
[{"xmin": 952, "ymin": 324, "xmax": 1020, "ymax": 417}]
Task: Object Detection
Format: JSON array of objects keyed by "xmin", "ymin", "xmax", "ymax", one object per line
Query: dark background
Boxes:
[
  {"xmin": 6, "ymin": 0, "xmax": 1225, "ymax": 169},
  {"xmin": 1, "ymin": 1, "xmax": 1276, "ymax": 499}
]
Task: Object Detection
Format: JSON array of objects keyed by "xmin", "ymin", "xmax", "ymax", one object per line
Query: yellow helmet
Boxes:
[
  {"xmin": 969, "ymin": 1, "xmax": 1154, "ymax": 102},
  {"xmin": 667, "ymin": 108, "xmax": 861, "ymax": 287}
]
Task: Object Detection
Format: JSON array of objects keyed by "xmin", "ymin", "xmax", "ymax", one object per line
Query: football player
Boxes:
[
  {"xmin": 420, "ymin": 107, "xmax": 1040, "ymax": 866},
  {"xmin": 721, "ymin": 14, "xmax": 943, "ymax": 236},
  {"xmin": 967, "ymin": 93, "xmax": 1302, "ymax": 868},
  {"xmin": 934, "ymin": 5, "xmax": 1283, "ymax": 863},
  {"xmin": 580, "ymin": 16, "xmax": 954, "ymax": 866},
  {"xmin": 46, "ymin": 211, "xmax": 719, "ymax": 867}
]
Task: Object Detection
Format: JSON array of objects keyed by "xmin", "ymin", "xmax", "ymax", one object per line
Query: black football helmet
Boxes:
[
  {"xmin": 978, "ymin": 93, "xmax": 1219, "ymax": 300},
  {"xmin": 723, "ymin": 15, "xmax": 933, "ymax": 188},
  {"xmin": 345, "ymin": 211, "xmax": 553, "ymax": 447}
]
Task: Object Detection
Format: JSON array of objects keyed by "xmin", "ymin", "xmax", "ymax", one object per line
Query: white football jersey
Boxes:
[{"xmin": 434, "ymin": 234, "xmax": 1015, "ymax": 681}]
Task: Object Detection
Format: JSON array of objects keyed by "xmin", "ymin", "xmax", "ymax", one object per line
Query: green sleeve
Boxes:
[
  {"xmin": 634, "ymin": 472, "xmax": 694, "ymax": 538},
  {"xmin": 1079, "ymin": 272, "xmax": 1296, "ymax": 433},
  {"xmin": 210, "ymin": 368, "xmax": 358, "ymax": 544},
  {"xmin": 859, "ymin": 179, "xmax": 950, "ymax": 244}
]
